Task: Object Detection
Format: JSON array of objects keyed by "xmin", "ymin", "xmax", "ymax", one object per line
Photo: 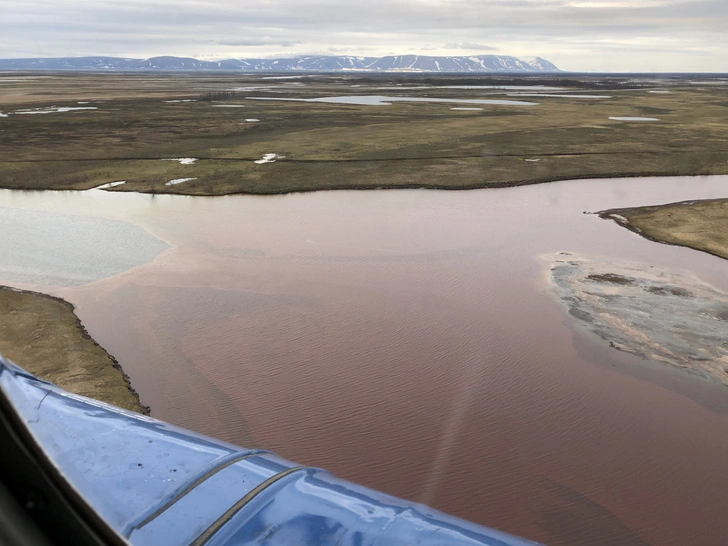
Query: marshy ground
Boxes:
[{"xmin": 1, "ymin": 72, "xmax": 727, "ymax": 195}]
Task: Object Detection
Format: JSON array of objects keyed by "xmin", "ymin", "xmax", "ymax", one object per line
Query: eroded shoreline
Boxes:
[{"xmin": 0, "ymin": 285, "xmax": 149, "ymax": 414}]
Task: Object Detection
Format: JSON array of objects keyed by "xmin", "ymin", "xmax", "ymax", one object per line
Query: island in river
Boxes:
[{"xmin": 0, "ymin": 285, "xmax": 148, "ymax": 414}]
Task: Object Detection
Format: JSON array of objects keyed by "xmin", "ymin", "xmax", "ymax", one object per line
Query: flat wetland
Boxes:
[{"xmin": 1, "ymin": 72, "xmax": 727, "ymax": 195}]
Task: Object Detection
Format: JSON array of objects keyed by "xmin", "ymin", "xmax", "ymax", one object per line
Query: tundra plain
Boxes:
[{"xmin": 1, "ymin": 72, "xmax": 727, "ymax": 195}]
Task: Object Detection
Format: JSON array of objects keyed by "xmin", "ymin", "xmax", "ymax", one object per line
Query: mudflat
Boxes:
[
  {"xmin": 549, "ymin": 253, "xmax": 728, "ymax": 387},
  {"xmin": 1, "ymin": 73, "xmax": 727, "ymax": 195},
  {"xmin": 0, "ymin": 285, "xmax": 148, "ymax": 413},
  {"xmin": 600, "ymin": 198, "xmax": 728, "ymax": 260}
]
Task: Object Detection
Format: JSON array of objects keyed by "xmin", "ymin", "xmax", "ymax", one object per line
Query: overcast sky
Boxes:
[{"xmin": 2, "ymin": 0, "xmax": 726, "ymax": 72}]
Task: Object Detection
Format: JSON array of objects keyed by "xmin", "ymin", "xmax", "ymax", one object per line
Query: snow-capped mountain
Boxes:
[{"xmin": 0, "ymin": 55, "xmax": 560, "ymax": 73}]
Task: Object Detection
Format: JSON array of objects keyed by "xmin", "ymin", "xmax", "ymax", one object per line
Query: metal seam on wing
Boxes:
[
  {"xmin": 123, "ymin": 450, "xmax": 267, "ymax": 536},
  {"xmin": 190, "ymin": 466, "xmax": 307, "ymax": 546}
]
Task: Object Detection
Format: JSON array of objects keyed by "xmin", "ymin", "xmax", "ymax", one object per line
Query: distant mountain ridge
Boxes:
[{"xmin": 0, "ymin": 55, "xmax": 560, "ymax": 73}]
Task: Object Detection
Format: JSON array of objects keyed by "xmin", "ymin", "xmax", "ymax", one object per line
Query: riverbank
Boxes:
[
  {"xmin": 0, "ymin": 285, "xmax": 148, "ymax": 414},
  {"xmin": 600, "ymin": 198, "xmax": 728, "ymax": 261}
]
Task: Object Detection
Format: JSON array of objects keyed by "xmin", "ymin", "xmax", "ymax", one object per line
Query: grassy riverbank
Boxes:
[
  {"xmin": 0, "ymin": 286, "xmax": 148, "ymax": 414},
  {"xmin": 600, "ymin": 198, "xmax": 728, "ymax": 261},
  {"xmin": 1, "ymin": 73, "xmax": 727, "ymax": 195}
]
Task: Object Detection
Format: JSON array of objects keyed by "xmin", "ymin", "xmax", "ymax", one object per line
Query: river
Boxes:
[{"xmin": 1, "ymin": 175, "xmax": 727, "ymax": 545}]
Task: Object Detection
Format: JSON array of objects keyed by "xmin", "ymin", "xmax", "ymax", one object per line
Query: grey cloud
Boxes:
[
  {"xmin": 0, "ymin": 0, "xmax": 726, "ymax": 71},
  {"xmin": 443, "ymin": 42, "xmax": 498, "ymax": 51},
  {"xmin": 218, "ymin": 39, "xmax": 300, "ymax": 47}
]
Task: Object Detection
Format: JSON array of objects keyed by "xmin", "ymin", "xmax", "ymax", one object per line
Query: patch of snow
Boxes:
[
  {"xmin": 165, "ymin": 177, "xmax": 197, "ymax": 186},
  {"xmin": 609, "ymin": 117, "xmax": 660, "ymax": 122},
  {"xmin": 54, "ymin": 107, "xmax": 98, "ymax": 112},
  {"xmin": 451, "ymin": 107, "xmax": 483, "ymax": 111},
  {"xmin": 13, "ymin": 106, "xmax": 98, "ymax": 115},
  {"xmin": 77, "ymin": 101, "xmax": 90, "ymax": 104},
  {"xmin": 91, "ymin": 180, "xmax": 126, "ymax": 190},
  {"xmin": 254, "ymin": 154, "xmax": 282, "ymax": 164},
  {"xmin": 262, "ymin": 75, "xmax": 304, "ymax": 80},
  {"xmin": 164, "ymin": 99, "xmax": 196, "ymax": 103},
  {"xmin": 244, "ymin": 119, "xmax": 260, "ymax": 122},
  {"xmin": 212, "ymin": 104, "xmax": 245, "ymax": 108},
  {"xmin": 525, "ymin": 158, "xmax": 542, "ymax": 162},
  {"xmin": 162, "ymin": 158, "xmax": 198, "ymax": 165},
  {"xmin": 0, "ymin": 112, "xmax": 7, "ymax": 118},
  {"xmin": 648, "ymin": 90, "xmax": 672, "ymax": 94}
]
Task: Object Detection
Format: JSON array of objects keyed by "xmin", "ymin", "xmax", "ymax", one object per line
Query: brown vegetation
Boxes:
[
  {"xmin": 1, "ymin": 72, "xmax": 727, "ymax": 195},
  {"xmin": 600, "ymin": 198, "xmax": 728, "ymax": 261}
]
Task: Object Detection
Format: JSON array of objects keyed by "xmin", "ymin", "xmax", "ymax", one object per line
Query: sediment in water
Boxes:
[{"xmin": 548, "ymin": 254, "xmax": 728, "ymax": 387}]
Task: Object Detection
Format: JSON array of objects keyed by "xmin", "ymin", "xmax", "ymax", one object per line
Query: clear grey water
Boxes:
[
  {"xmin": 246, "ymin": 95, "xmax": 539, "ymax": 106},
  {"xmin": 0, "ymin": 205, "xmax": 168, "ymax": 286},
  {"xmin": 376, "ymin": 86, "xmax": 566, "ymax": 91}
]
